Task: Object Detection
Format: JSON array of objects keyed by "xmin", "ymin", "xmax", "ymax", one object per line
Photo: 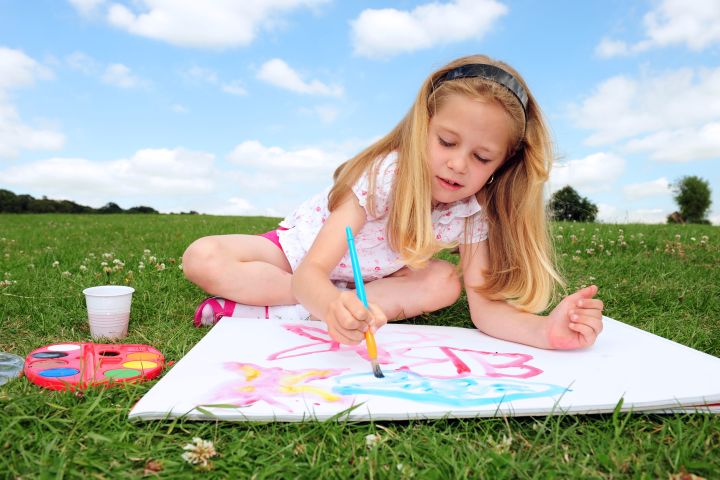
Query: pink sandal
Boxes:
[{"xmin": 193, "ymin": 297, "xmax": 238, "ymax": 327}]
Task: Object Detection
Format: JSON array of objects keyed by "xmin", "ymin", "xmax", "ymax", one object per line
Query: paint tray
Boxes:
[{"xmin": 24, "ymin": 342, "xmax": 164, "ymax": 391}]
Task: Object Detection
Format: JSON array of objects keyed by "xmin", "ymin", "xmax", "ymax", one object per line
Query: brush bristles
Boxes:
[{"xmin": 371, "ymin": 360, "xmax": 384, "ymax": 378}]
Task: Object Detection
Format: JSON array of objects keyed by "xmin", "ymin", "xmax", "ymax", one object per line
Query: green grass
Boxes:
[{"xmin": 1, "ymin": 214, "xmax": 718, "ymax": 479}]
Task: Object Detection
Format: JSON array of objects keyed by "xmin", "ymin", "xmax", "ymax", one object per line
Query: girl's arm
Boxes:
[
  {"xmin": 291, "ymin": 194, "xmax": 387, "ymax": 345},
  {"xmin": 459, "ymin": 241, "xmax": 604, "ymax": 350}
]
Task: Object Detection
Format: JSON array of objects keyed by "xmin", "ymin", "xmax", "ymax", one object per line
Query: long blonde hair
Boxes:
[{"xmin": 328, "ymin": 54, "xmax": 563, "ymax": 312}]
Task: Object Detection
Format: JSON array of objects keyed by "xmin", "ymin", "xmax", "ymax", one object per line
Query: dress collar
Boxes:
[{"xmin": 433, "ymin": 194, "xmax": 482, "ymax": 221}]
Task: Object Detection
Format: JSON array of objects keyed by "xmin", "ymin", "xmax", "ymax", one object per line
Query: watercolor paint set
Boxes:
[{"xmin": 24, "ymin": 343, "xmax": 164, "ymax": 391}]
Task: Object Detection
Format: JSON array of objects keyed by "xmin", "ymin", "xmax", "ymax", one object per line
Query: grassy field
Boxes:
[{"xmin": 1, "ymin": 213, "xmax": 718, "ymax": 479}]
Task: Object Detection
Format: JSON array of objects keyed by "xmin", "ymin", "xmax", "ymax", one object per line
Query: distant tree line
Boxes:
[
  {"xmin": 0, "ymin": 189, "xmax": 185, "ymax": 214},
  {"xmin": 548, "ymin": 175, "xmax": 713, "ymax": 224}
]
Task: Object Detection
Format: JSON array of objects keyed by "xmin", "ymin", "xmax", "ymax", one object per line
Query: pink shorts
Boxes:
[{"xmin": 258, "ymin": 228, "xmax": 287, "ymax": 253}]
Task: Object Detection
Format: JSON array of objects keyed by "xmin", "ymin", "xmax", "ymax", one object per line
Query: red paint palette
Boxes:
[{"xmin": 24, "ymin": 343, "xmax": 164, "ymax": 391}]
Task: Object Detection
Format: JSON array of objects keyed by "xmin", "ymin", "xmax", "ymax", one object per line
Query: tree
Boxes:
[
  {"xmin": 671, "ymin": 176, "xmax": 712, "ymax": 224},
  {"xmin": 548, "ymin": 186, "xmax": 598, "ymax": 222},
  {"xmin": 127, "ymin": 205, "xmax": 159, "ymax": 214},
  {"xmin": 98, "ymin": 202, "xmax": 124, "ymax": 214}
]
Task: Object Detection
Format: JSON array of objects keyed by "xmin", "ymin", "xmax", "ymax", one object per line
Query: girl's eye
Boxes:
[
  {"xmin": 473, "ymin": 154, "xmax": 491, "ymax": 164},
  {"xmin": 438, "ymin": 137, "xmax": 454, "ymax": 147}
]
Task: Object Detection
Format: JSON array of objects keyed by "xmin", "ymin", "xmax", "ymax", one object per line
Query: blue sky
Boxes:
[{"xmin": 1, "ymin": 0, "xmax": 718, "ymax": 223}]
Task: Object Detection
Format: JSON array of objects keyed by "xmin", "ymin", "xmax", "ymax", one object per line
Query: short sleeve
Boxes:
[
  {"xmin": 461, "ymin": 212, "xmax": 489, "ymax": 244},
  {"xmin": 351, "ymin": 152, "xmax": 397, "ymax": 220}
]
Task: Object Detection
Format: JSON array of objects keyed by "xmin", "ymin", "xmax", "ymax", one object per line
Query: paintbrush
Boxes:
[{"xmin": 345, "ymin": 226, "xmax": 384, "ymax": 378}]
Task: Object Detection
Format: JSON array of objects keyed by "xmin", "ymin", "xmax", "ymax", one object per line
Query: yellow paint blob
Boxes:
[
  {"xmin": 278, "ymin": 369, "xmax": 340, "ymax": 402},
  {"xmin": 122, "ymin": 360, "xmax": 158, "ymax": 370},
  {"xmin": 239, "ymin": 365, "xmax": 260, "ymax": 381},
  {"xmin": 280, "ymin": 385, "xmax": 340, "ymax": 402}
]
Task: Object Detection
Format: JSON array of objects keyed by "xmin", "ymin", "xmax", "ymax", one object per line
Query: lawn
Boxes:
[{"xmin": 1, "ymin": 214, "xmax": 718, "ymax": 478}]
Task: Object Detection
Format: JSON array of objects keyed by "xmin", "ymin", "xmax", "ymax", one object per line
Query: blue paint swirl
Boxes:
[{"xmin": 332, "ymin": 370, "xmax": 567, "ymax": 407}]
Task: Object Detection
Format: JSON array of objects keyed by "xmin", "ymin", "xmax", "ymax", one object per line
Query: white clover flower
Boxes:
[
  {"xmin": 143, "ymin": 249, "xmax": 151, "ymax": 255},
  {"xmin": 138, "ymin": 262, "xmax": 145, "ymax": 270},
  {"xmin": 79, "ymin": 265, "xmax": 88, "ymax": 272},
  {"xmin": 156, "ymin": 263, "xmax": 166, "ymax": 271},
  {"xmin": 365, "ymin": 433, "xmax": 380, "ymax": 447},
  {"xmin": 148, "ymin": 256, "xmax": 157, "ymax": 264},
  {"xmin": 52, "ymin": 261, "xmax": 59, "ymax": 268},
  {"xmin": 181, "ymin": 437, "xmax": 216, "ymax": 468},
  {"xmin": 102, "ymin": 252, "xmax": 113, "ymax": 259},
  {"xmin": 101, "ymin": 261, "xmax": 108, "ymax": 267},
  {"xmin": 61, "ymin": 271, "xmax": 71, "ymax": 277},
  {"xmin": 178, "ymin": 264, "xmax": 183, "ymax": 271}
]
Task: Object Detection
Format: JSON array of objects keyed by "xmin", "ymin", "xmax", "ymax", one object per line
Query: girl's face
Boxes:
[{"xmin": 427, "ymin": 93, "xmax": 514, "ymax": 205}]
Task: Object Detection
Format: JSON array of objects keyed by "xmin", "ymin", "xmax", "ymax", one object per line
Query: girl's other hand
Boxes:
[
  {"xmin": 545, "ymin": 285, "xmax": 604, "ymax": 350},
  {"xmin": 325, "ymin": 291, "xmax": 387, "ymax": 345}
]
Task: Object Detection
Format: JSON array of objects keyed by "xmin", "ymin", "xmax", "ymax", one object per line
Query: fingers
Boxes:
[
  {"xmin": 573, "ymin": 284, "xmax": 598, "ymax": 300},
  {"xmin": 569, "ymin": 310, "xmax": 604, "ymax": 336},
  {"xmin": 367, "ymin": 303, "xmax": 387, "ymax": 333},
  {"xmin": 576, "ymin": 298, "xmax": 604, "ymax": 311},
  {"xmin": 567, "ymin": 321, "xmax": 597, "ymax": 345}
]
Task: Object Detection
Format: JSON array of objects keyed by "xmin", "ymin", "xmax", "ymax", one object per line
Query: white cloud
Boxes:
[
  {"xmin": 622, "ymin": 178, "xmax": 671, "ymax": 200},
  {"xmin": 300, "ymin": 105, "xmax": 340, "ymax": 123},
  {"xmin": 597, "ymin": 0, "xmax": 720, "ymax": 57},
  {"xmin": 171, "ymin": 103, "xmax": 188, "ymax": 113},
  {"xmin": 0, "ymin": 103, "xmax": 65, "ymax": 158},
  {"xmin": 204, "ymin": 197, "xmax": 255, "ymax": 216},
  {"xmin": 0, "ymin": 46, "xmax": 53, "ymax": 90},
  {"xmin": 0, "ymin": 47, "xmax": 64, "ymax": 158},
  {"xmin": 595, "ymin": 38, "xmax": 633, "ymax": 58},
  {"xmin": 227, "ymin": 140, "xmax": 346, "ymax": 174},
  {"xmin": 74, "ymin": 0, "xmax": 330, "ymax": 48},
  {"xmin": 69, "ymin": 0, "xmax": 106, "ymax": 17},
  {"xmin": 569, "ymin": 66, "xmax": 720, "ymax": 148},
  {"xmin": 623, "ymin": 123, "xmax": 720, "ymax": 162},
  {"xmin": 184, "ymin": 66, "xmax": 219, "ymax": 84},
  {"xmin": 0, "ymin": 148, "xmax": 215, "ymax": 202},
  {"xmin": 182, "ymin": 66, "xmax": 246, "ymax": 96},
  {"xmin": 65, "ymin": 51, "xmax": 101, "ymax": 74},
  {"xmin": 257, "ymin": 59, "xmax": 343, "ymax": 97},
  {"xmin": 221, "ymin": 81, "xmax": 247, "ymax": 96},
  {"xmin": 351, "ymin": 0, "xmax": 508, "ymax": 59},
  {"xmin": 549, "ymin": 152, "xmax": 626, "ymax": 194},
  {"xmin": 101, "ymin": 63, "xmax": 146, "ymax": 88}
]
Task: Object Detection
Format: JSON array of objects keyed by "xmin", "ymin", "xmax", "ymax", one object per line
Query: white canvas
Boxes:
[{"xmin": 129, "ymin": 317, "xmax": 720, "ymax": 422}]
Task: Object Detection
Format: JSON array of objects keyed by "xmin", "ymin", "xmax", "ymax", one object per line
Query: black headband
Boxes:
[{"xmin": 433, "ymin": 63, "xmax": 529, "ymax": 112}]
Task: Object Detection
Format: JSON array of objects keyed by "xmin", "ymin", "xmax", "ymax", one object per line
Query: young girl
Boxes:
[{"xmin": 183, "ymin": 54, "xmax": 604, "ymax": 350}]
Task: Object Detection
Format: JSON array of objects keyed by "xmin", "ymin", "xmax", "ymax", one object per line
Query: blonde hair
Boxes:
[{"xmin": 328, "ymin": 54, "xmax": 563, "ymax": 313}]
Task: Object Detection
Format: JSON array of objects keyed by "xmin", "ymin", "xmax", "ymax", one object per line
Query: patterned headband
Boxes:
[{"xmin": 432, "ymin": 63, "xmax": 529, "ymax": 113}]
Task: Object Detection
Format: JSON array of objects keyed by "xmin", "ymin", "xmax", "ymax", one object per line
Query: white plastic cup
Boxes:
[{"xmin": 82, "ymin": 285, "xmax": 135, "ymax": 340}]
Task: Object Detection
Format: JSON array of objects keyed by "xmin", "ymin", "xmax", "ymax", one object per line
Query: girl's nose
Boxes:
[{"xmin": 447, "ymin": 153, "xmax": 466, "ymax": 173}]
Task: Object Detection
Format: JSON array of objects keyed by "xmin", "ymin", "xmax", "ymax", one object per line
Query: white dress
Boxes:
[{"xmin": 277, "ymin": 152, "xmax": 488, "ymax": 282}]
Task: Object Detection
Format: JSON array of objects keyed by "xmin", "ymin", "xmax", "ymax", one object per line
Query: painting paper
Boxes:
[{"xmin": 129, "ymin": 317, "xmax": 720, "ymax": 421}]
